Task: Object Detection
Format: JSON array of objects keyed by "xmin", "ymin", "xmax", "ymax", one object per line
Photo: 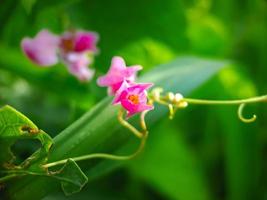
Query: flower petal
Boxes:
[
  {"xmin": 74, "ymin": 31, "xmax": 99, "ymax": 53},
  {"xmin": 110, "ymin": 56, "xmax": 126, "ymax": 71},
  {"xmin": 21, "ymin": 29, "xmax": 60, "ymax": 66},
  {"xmin": 127, "ymin": 83, "xmax": 154, "ymax": 94},
  {"xmin": 64, "ymin": 53, "xmax": 94, "ymax": 81},
  {"xmin": 97, "ymin": 57, "xmax": 142, "ymax": 90},
  {"xmin": 112, "ymin": 81, "xmax": 129, "ymax": 104},
  {"xmin": 97, "ymin": 57, "xmax": 126, "ymax": 86},
  {"xmin": 126, "ymin": 104, "xmax": 154, "ymax": 118}
]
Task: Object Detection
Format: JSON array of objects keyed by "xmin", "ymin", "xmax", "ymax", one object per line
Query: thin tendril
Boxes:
[
  {"xmin": 118, "ymin": 109, "xmax": 143, "ymax": 138},
  {"xmin": 43, "ymin": 135, "xmax": 147, "ymax": 168},
  {"xmin": 238, "ymin": 103, "xmax": 257, "ymax": 123},
  {"xmin": 183, "ymin": 95, "xmax": 267, "ymax": 105},
  {"xmin": 140, "ymin": 111, "xmax": 148, "ymax": 132}
]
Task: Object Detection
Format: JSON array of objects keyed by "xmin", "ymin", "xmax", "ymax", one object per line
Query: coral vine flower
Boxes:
[
  {"xmin": 63, "ymin": 53, "xmax": 95, "ymax": 81},
  {"xmin": 113, "ymin": 82, "xmax": 154, "ymax": 118},
  {"xmin": 21, "ymin": 30, "xmax": 60, "ymax": 66},
  {"xmin": 97, "ymin": 56, "xmax": 142, "ymax": 95},
  {"xmin": 60, "ymin": 31, "xmax": 98, "ymax": 53},
  {"xmin": 73, "ymin": 31, "xmax": 98, "ymax": 52},
  {"xmin": 21, "ymin": 29, "xmax": 99, "ymax": 81}
]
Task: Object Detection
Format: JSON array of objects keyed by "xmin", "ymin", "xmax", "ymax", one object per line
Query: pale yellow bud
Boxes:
[
  {"xmin": 167, "ymin": 92, "xmax": 175, "ymax": 102},
  {"xmin": 174, "ymin": 93, "xmax": 183, "ymax": 103},
  {"xmin": 179, "ymin": 101, "xmax": 188, "ymax": 108}
]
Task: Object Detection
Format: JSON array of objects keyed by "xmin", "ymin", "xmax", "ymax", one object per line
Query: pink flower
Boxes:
[
  {"xmin": 97, "ymin": 56, "xmax": 142, "ymax": 95},
  {"xmin": 74, "ymin": 31, "xmax": 99, "ymax": 52},
  {"xmin": 113, "ymin": 82, "xmax": 154, "ymax": 118},
  {"xmin": 21, "ymin": 30, "xmax": 60, "ymax": 66},
  {"xmin": 60, "ymin": 31, "xmax": 99, "ymax": 53},
  {"xmin": 21, "ymin": 29, "xmax": 99, "ymax": 82},
  {"xmin": 63, "ymin": 53, "xmax": 95, "ymax": 81}
]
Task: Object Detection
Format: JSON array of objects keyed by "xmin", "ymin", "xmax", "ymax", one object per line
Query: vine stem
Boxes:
[
  {"xmin": 182, "ymin": 95, "xmax": 267, "ymax": 123},
  {"xmin": 118, "ymin": 109, "xmax": 143, "ymax": 138},
  {"xmin": 43, "ymin": 133, "xmax": 147, "ymax": 168},
  {"xmin": 150, "ymin": 88, "xmax": 267, "ymax": 123},
  {"xmin": 182, "ymin": 95, "xmax": 267, "ymax": 105},
  {"xmin": 0, "ymin": 170, "xmax": 48, "ymax": 184},
  {"xmin": 0, "ymin": 174, "xmax": 22, "ymax": 184}
]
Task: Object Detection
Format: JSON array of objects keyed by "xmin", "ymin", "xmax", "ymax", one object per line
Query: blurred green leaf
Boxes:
[
  {"xmin": 186, "ymin": 7, "xmax": 229, "ymax": 56},
  {"xmin": 129, "ymin": 119, "xmax": 211, "ymax": 200},
  {"xmin": 117, "ymin": 38, "xmax": 176, "ymax": 71},
  {"xmin": 4, "ymin": 56, "xmax": 229, "ymax": 199}
]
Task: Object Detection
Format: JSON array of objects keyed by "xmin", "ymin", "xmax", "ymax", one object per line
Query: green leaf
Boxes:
[
  {"xmin": 5, "ymin": 57, "xmax": 229, "ymax": 199},
  {"xmin": 129, "ymin": 119, "xmax": 211, "ymax": 200},
  {"xmin": 52, "ymin": 159, "xmax": 88, "ymax": 196},
  {"xmin": 0, "ymin": 105, "xmax": 52, "ymax": 168},
  {"xmin": 0, "ymin": 106, "xmax": 86, "ymax": 195}
]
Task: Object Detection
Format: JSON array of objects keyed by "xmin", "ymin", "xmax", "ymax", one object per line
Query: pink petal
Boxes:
[
  {"xmin": 136, "ymin": 104, "xmax": 154, "ymax": 113},
  {"xmin": 121, "ymin": 99, "xmax": 138, "ymax": 116},
  {"xmin": 74, "ymin": 31, "xmax": 99, "ymax": 53},
  {"xmin": 125, "ymin": 103, "xmax": 154, "ymax": 118},
  {"xmin": 108, "ymin": 82, "xmax": 124, "ymax": 95},
  {"xmin": 64, "ymin": 52, "xmax": 94, "ymax": 81},
  {"xmin": 97, "ymin": 57, "xmax": 126, "ymax": 86},
  {"xmin": 128, "ymin": 83, "xmax": 153, "ymax": 93},
  {"xmin": 21, "ymin": 29, "xmax": 60, "ymax": 66},
  {"xmin": 121, "ymin": 99, "xmax": 153, "ymax": 118},
  {"xmin": 97, "ymin": 74, "xmax": 123, "ymax": 86},
  {"xmin": 69, "ymin": 66, "xmax": 95, "ymax": 81},
  {"xmin": 110, "ymin": 56, "xmax": 126, "ymax": 71},
  {"xmin": 97, "ymin": 56, "xmax": 142, "ymax": 87},
  {"xmin": 123, "ymin": 65, "xmax": 142, "ymax": 77},
  {"xmin": 112, "ymin": 81, "xmax": 129, "ymax": 104}
]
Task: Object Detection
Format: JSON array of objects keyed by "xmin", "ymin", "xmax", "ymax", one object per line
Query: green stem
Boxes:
[
  {"xmin": 183, "ymin": 95, "xmax": 267, "ymax": 105},
  {"xmin": 118, "ymin": 109, "xmax": 143, "ymax": 138},
  {"xmin": 43, "ymin": 135, "xmax": 147, "ymax": 168},
  {"xmin": 0, "ymin": 174, "xmax": 23, "ymax": 184},
  {"xmin": 0, "ymin": 170, "xmax": 46, "ymax": 176},
  {"xmin": 0, "ymin": 170, "xmax": 48, "ymax": 184},
  {"xmin": 150, "ymin": 89, "xmax": 267, "ymax": 123}
]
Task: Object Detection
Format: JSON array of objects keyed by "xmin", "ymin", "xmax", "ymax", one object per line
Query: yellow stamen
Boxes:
[{"xmin": 128, "ymin": 94, "xmax": 139, "ymax": 105}]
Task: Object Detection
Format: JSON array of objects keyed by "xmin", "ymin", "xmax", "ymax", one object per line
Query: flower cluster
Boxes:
[
  {"xmin": 21, "ymin": 29, "xmax": 99, "ymax": 81},
  {"xmin": 97, "ymin": 56, "xmax": 154, "ymax": 118}
]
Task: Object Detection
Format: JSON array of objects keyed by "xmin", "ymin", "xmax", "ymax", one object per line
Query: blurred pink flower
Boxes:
[
  {"xmin": 60, "ymin": 31, "xmax": 99, "ymax": 53},
  {"xmin": 74, "ymin": 31, "xmax": 98, "ymax": 52},
  {"xmin": 21, "ymin": 29, "xmax": 99, "ymax": 81},
  {"xmin": 113, "ymin": 82, "xmax": 154, "ymax": 118},
  {"xmin": 97, "ymin": 56, "xmax": 142, "ymax": 95},
  {"xmin": 63, "ymin": 53, "xmax": 95, "ymax": 81},
  {"xmin": 21, "ymin": 30, "xmax": 60, "ymax": 66}
]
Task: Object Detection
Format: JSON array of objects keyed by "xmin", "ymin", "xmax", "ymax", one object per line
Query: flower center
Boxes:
[
  {"xmin": 128, "ymin": 94, "xmax": 139, "ymax": 105},
  {"xmin": 61, "ymin": 38, "xmax": 74, "ymax": 52}
]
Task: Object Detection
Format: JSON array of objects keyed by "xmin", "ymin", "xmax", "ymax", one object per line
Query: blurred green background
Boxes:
[{"xmin": 0, "ymin": 0, "xmax": 267, "ymax": 199}]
